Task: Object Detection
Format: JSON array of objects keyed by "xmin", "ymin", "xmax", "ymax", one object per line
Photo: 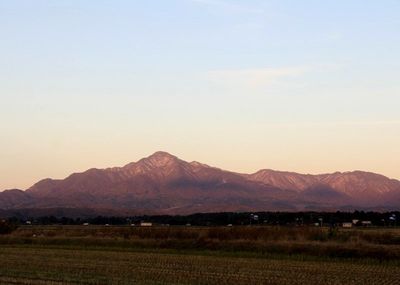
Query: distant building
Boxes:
[
  {"xmin": 140, "ymin": 222, "xmax": 152, "ymax": 227},
  {"xmin": 342, "ymin": 222, "xmax": 352, "ymax": 228},
  {"xmin": 361, "ymin": 221, "xmax": 372, "ymax": 227}
]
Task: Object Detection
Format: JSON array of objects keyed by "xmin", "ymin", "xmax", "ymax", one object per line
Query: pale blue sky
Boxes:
[{"xmin": 1, "ymin": 0, "xmax": 399, "ymax": 190}]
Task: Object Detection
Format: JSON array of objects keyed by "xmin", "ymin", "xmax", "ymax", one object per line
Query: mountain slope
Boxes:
[
  {"xmin": 247, "ymin": 169, "xmax": 400, "ymax": 206},
  {"xmin": 1, "ymin": 151, "xmax": 399, "ymax": 214},
  {"xmin": 0, "ymin": 189, "xmax": 34, "ymax": 209},
  {"xmin": 246, "ymin": 170, "xmax": 319, "ymax": 192}
]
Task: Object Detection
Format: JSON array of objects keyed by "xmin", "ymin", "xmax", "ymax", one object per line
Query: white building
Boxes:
[{"xmin": 342, "ymin": 222, "xmax": 352, "ymax": 228}]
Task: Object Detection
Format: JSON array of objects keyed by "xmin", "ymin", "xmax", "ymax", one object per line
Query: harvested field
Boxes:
[
  {"xmin": 0, "ymin": 246, "xmax": 399, "ymax": 285},
  {"xmin": 1, "ymin": 226, "xmax": 399, "ymax": 284}
]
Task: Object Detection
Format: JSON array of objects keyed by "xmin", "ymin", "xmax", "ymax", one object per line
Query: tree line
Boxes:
[{"xmin": 4, "ymin": 211, "xmax": 399, "ymax": 227}]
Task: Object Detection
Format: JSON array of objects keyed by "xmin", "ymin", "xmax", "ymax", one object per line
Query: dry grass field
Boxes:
[{"xmin": 0, "ymin": 226, "xmax": 399, "ymax": 284}]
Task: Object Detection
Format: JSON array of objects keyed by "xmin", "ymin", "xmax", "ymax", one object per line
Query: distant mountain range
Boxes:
[{"xmin": 1, "ymin": 151, "xmax": 399, "ymax": 216}]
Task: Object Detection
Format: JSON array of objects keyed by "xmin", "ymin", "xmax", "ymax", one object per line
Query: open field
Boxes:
[
  {"xmin": 0, "ymin": 226, "xmax": 399, "ymax": 284},
  {"xmin": 1, "ymin": 245, "xmax": 400, "ymax": 285}
]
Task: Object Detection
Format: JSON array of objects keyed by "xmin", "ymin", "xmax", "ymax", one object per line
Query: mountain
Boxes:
[
  {"xmin": 1, "ymin": 151, "xmax": 399, "ymax": 215},
  {"xmin": 247, "ymin": 169, "xmax": 400, "ymax": 206},
  {"xmin": 0, "ymin": 189, "xmax": 34, "ymax": 209},
  {"xmin": 22, "ymin": 152, "xmax": 297, "ymax": 213}
]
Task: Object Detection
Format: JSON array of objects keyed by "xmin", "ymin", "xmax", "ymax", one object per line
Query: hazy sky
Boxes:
[{"xmin": 1, "ymin": 0, "xmax": 400, "ymax": 190}]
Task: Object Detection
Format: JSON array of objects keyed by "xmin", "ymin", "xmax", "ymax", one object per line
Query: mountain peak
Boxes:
[
  {"xmin": 136, "ymin": 151, "xmax": 180, "ymax": 168},
  {"xmin": 147, "ymin": 151, "xmax": 177, "ymax": 161},
  {"xmin": 149, "ymin": 151, "xmax": 176, "ymax": 158}
]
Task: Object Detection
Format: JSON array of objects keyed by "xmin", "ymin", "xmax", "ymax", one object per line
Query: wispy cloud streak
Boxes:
[
  {"xmin": 190, "ymin": 0, "xmax": 265, "ymax": 14},
  {"xmin": 207, "ymin": 66, "xmax": 312, "ymax": 88}
]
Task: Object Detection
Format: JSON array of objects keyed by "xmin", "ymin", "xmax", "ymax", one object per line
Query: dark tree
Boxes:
[{"xmin": 0, "ymin": 220, "xmax": 17, "ymax": 235}]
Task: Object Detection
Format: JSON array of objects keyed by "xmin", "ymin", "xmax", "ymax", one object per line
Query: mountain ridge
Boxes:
[{"xmin": 1, "ymin": 151, "xmax": 399, "ymax": 214}]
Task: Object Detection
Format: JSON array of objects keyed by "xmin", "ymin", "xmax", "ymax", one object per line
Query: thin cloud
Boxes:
[
  {"xmin": 260, "ymin": 120, "xmax": 400, "ymax": 129},
  {"xmin": 190, "ymin": 0, "xmax": 265, "ymax": 14},
  {"xmin": 207, "ymin": 66, "xmax": 312, "ymax": 88}
]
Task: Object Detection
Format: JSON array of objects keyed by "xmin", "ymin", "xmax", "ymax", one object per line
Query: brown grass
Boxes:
[{"xmin": 2, "ymin": 225, "xmax": 400, "ymax": 260}]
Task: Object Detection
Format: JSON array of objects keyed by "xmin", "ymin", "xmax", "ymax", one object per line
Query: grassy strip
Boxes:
[{"xmin": 12, "ymin": 225, "xmax": 400, "ymax": 245}]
